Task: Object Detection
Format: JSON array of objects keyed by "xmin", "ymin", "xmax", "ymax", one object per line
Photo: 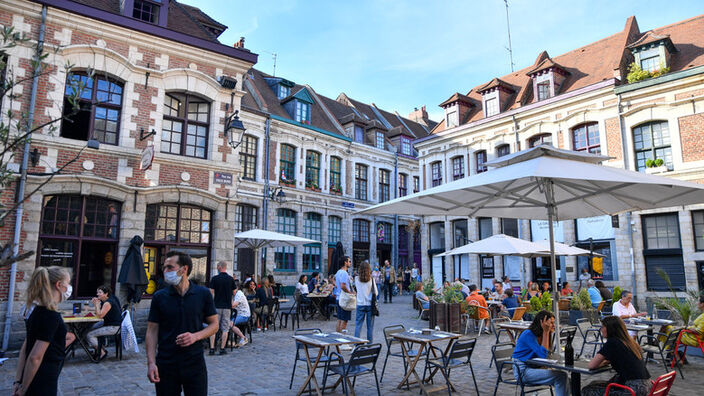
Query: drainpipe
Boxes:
[
  {"xmin": 260, "ymin": 115, "xmax": 271, "ymax": 274},
  {"xmin": 617, "ymin": 93, "xmax": 638, "ymax": 304},
  {"xmin": 512, "ymin": 115, "xmax": 526, "ymax": 287},
  {"xmin": 393, "ymin": 152, "xmax": 398, "ymax": 271},
  {"xmin": 3, "ymin": 5, "xmax": 47, "ymax": 351}
]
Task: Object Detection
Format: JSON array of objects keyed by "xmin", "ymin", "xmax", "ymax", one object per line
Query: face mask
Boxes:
[
  {"xmin": 63, "ymin": 284, "xmax": 73, "ymax": 301},
  {"xmin": 164, "ymin": 269, "xmax": 182, "ymax": 286}
]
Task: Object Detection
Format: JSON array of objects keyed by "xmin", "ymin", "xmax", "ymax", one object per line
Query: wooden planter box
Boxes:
[{"xmin": 429, "ymin": 301, "xmax": 462, "ymax": 333}]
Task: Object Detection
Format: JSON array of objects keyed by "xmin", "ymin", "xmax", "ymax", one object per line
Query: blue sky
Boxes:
[{"xmin": 194, "ymin": 1, "xmax": 701, "ymax": 122}]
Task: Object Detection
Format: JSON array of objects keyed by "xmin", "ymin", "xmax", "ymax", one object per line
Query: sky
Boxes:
[{"xmin": 193, "ymin": 0, "xmax": 702, "ymax": 122}]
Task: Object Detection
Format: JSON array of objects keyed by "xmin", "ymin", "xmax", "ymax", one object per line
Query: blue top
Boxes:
[
  {"xmin": 588, "ymin": 286, "xmax": 602, "ymax": 306},
  {"xmin": 512, "ymin": 329, "xmax": 548, "ymax": 361},
  {"xmin": 502, "ymin": 296, "xmax": 519, "ymax": 310},
  {"xmin": 334, "ymin": 269, "xmax": 350, "ymax": 299}
]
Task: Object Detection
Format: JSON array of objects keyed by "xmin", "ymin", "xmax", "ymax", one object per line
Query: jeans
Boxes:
[
  {"xmin": 233, "ymin": 315, "xmax": 250, "ymax": 326},
  {"xmin": 512, "ymin": 359, "xmax": 568, "ymax": 396},
  {"xmin": 383, "ymin": 280, "xmax": 392, "ymax": 302},
  {"xmin": 354, "ymin": 305, "xmax": 374, "ymax": 342}
]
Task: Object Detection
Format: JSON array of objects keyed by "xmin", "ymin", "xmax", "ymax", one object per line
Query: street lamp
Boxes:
[
  {"xmin": 224, "ymin": 110, "xmax": 246, "ymax": 149},
  {"xmin": 268, "ymin": 186, "xmax": 286, "ymax": 204}
]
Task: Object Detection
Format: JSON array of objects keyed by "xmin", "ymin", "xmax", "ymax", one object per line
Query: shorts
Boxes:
[
  {"xmin": 233, "ymin": 315, "xmax": 250, "ymax": 326},
  {"xmin": 216, "ymin": 308, "xmax": 231, "ymax": 332},
  {"xmin": 337, "ymin": 304, "xmax": 351, "ymax": 321}
]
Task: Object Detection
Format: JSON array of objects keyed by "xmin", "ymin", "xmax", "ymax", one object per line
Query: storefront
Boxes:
[
  {"xmin": 376, "ymin": 221, "xmax": 392, "ymax": 266},
  {"xmin": 574, "ymin": 215, "xmax": 618, "ymax": 283},
  {"xmin": 353, "ymin": 219, "xmax": 370, "ymax": 268}
]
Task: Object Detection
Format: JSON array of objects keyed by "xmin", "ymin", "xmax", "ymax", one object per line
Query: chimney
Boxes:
[
  {"xmin": 408, "ymin": 106, "xmax": 429, "ymax": 126},
  {"xmin": 234, "ymin": 37, "xmax": 245, "ymax": 49}
]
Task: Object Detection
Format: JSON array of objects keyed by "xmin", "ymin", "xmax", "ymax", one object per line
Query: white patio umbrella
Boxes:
[
  {"xmin": 437, "ymin": 234, "xmax": 547, "ymax": 258},
  {"xmin": 358, "ymin": 145, "xmax": 704, "ymax": 351},
  {"xmin": 533, "ymin": 240, "xmax": 602, "ymax": 257},
  {"xmin": 234, "ymin": 229, "xmax": 320, "ymax": 280}
]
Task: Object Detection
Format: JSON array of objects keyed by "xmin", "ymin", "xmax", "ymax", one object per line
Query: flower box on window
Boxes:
[
  {"xmin": 281, "ymin": 180, "xmax": 296, "ymax": 187},
  {"xmin": 645, "ymin": 165, "xmax": 669, "ymax": 174},
  {"xmin": 330, "ymin": 184, "xmax": 343, "ymax": 195}
]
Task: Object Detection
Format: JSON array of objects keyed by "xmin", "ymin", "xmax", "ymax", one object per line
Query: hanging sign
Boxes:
[{"xmin": 140, "ymin": 145, "xmax": 154, "ymax": 170}]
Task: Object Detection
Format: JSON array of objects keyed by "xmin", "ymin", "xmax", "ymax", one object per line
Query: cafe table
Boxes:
[
  {"xmin": 306, "ymin": 291, "xmax": 331, "ymax": 319},
  {"xmin": 62, "ymin": 313, "xmax": 102, "ymax": 362},
  {"xmin": 390, "ymin": 329, "xmax": 461, "ymax": 396},
  {"xmin": 497, "ymin": 320, "xmax": 532, "ymax": 343},
  {"xmin": 527, "ymin": 354, "xmax": 611, "ymax": 396},
  {"xmin": 292, "ymin": 332, "xmax": 367, "ymax": 396}
]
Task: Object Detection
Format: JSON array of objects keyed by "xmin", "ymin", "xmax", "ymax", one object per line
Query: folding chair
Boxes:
[
  {"xmin": 322, "ymin": 343, "xmax": 382, "ymax": 396},
  {"xmin": 416, "ymin": 295, "xmax": 429, "ymax": 320},
  {"xmin": 279, "ymin": 299, "xmax": 300, "ymax": 330},
  {"xmin": 639, "ymin": 328, "xmax": 685, "ymax": 379},
  {"xmin": 491, "ymin": 342, "xmax": 553, "ymax": 396},
  {"xmin": 289, "ymin": 328, "xmax": 330, "ymax": 390},
  {"xmin": 422, "ymin": 337, "xmax": 479, "ymax": 395}
]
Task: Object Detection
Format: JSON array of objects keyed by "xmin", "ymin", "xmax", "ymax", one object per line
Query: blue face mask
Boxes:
[{"xmin": 164, "ymin": 268, "xmax": 183, "ymax": 286}]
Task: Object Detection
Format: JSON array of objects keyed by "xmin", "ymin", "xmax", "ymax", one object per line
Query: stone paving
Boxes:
[{"xmin": 1, "ymin": 295, "xmax": 702, "ymax": 395}]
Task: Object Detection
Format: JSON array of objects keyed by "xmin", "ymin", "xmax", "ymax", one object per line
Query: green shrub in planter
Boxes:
[
  {"xmin": 613, "ymin": 286, "xmax": 623, "ymax": 303},
  {"xmin": 579, "ymin": 289, "xmax": 592, "ymax": 309},
  {"xmin": 540, "ymin": 292, "xmax": 553, "ymax": 312},
  {"xmin": 645, "ymin": 159, "xmax": 655, "ymax": 168},
  {"xmin": 423, "ymin": 276, "xmax": 436, "ymax": 297},
  {"xmin": 529, "ymin": 296, "xmax": 543, "ymax": 313}
]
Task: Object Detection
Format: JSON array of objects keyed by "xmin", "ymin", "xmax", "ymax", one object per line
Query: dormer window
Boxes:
[
  {"xmin": 446, "ymin": 110, "xmax": 458, "ymax": 127},
  {"xmin": 484, "ymin": 96, "xmax": 499, "ymax": 117},
  {"xmin": 282, "ymin": 87, "xmax": 314, "ymax": 124},
  {"xmin": 295, "ymin": 101, "xmax": 310, "ymax": 123},
  {"xmin": 536, "ymin": 74, "xmax": 552, "ymax": 101},
  {"xmin": 639, "ymin": 47, "xmax": 660, "ymax": 72},
  {"xmin": 527, "ymin": 55, "xmax": 569, "ymax": 103},
  {"xmin": 133, "ymin": 0, "xmax": 160, "ymax": 23},
  {"xmin": 627, "ymin": 33, "xmax": 676, "ymax": 78},
  {"xmin": 400, "ymin": 136, "xmax": 412, "ymax": 156},
  {"xmin": 278, "ymin": 84, "xmax": 290, "ymax": 99},
  {"xmin": 375, "ymin": 132, "xmax": 385, "ymax": 150}
]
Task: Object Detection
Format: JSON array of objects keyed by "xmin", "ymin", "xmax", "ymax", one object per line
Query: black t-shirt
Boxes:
[
  {"xmin": 598, "ymin": 338, "xmax": 650, "ymax": 382},
  {"xmin": 148, "ymin": 283, "xmax": 217, "ymax": 363},
  {"xmin": 102, "ymin": 295, "xmax": 122, "ymax": 326},
  {"xmin": 209, "ymin": 272, "xmax": 235, "ymax": 309},
  {"xmin": 25, "ymin": 306, "xmax": 67, "ymax": 381}
]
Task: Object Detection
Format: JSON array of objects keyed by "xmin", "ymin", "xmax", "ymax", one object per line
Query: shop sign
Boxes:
[
  {"xmin": 342, "ymin": 202, "xmax": 355, "ymax": 208},
  {"xmin": 140, "ymin": 145, "xmax": 154, "ymax": 170}
]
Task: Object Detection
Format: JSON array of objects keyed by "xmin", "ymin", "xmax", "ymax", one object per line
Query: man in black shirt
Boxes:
[
  {"xmin": 146, "ymin": 251, "xmax": 217, "ymax": 396},
  {"xmin": 208, "ymin": 260, "xmax": 236, "ymax": 355}
]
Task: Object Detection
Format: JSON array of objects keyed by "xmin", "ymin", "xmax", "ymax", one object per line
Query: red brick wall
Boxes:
[
  {"xmin": 158, "ymin": 163, "xmax": 209, "ymax": 190},
  {"xmin": 679, "ymin": 113, "xmax": 704, "ymax": 162},
  {"xmin": 675, "ymin": 88, "xmax": 704, "ymax": 100},
  {"xmin": 56, "ymin": 148, "xmax": 119, "ymax": 180},
  {"xmin": 604, "ymin": 117, "xmax": 622, "ymax": 160}
]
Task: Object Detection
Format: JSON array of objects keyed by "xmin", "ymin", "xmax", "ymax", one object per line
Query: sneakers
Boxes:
[
  {"xmin": 219, "ymin": 349, "xmax": 227, "ymax": 355},
  {"xmin": 257, "ymin": 327, "xmax": 261, "ymax": 332},
  {"xmin": 264, "ymin": 327, "xmax": 268, "ymax": 332},
  {"xmin": 237, "ymin": 338, "xmax": 249, "ymax": 348},
  {"xmin": 209, "ymin": 348, "xmax": 215, "ymax": 355}
]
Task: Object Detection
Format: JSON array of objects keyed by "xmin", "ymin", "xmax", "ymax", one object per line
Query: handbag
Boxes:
[
  {"xmin": 371, "ymin": 280, "xmax": 379, "ymax": 317},
  {"xmin": 339, "ymin": 290, "xmax": 357, "ymax": 311}
]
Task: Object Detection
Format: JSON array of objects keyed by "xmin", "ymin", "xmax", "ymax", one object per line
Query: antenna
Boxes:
[
  {"xmin": 504, "ymin": 0, "xmax": 515, "ymax": 72},
  {"xmin": 262, "ymin": 51, "xmax": 278, "ymax": 76}
]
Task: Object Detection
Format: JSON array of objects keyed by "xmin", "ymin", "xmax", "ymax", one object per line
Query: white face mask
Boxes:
[
  {"xmin": 164, "ymin": 269, "xmax": 183, "ymax": 286},
  {"xmin": 63, "ymin": 284, "xmax": 73, "ymax": 301}
]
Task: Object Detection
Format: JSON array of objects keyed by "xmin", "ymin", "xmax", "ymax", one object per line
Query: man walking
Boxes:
[
  {"xmin": 146, "ymin": 251, "xmax": 218, "ymax": 396},
  {"xmin": 335, "ymin": 256, "xmax": 354, "ymax": 333},
  {"xmin": 382, "ymin": 260, "xmax": 396, "ymax": 303},
  {"xmin": 208, "ymin": 261, "xmax": 236, "ymax": 355}
]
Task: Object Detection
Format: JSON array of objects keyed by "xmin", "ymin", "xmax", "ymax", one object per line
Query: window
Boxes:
[
  {"xmin": 377, "ymin": 222, "xmax": 392, "ymax": 243},
  {"xmin": 413, "ymin": 176, "xmax": 420, "ymax": 193},
  {"xmin": 484, "ymin": 97, "xmax": 499, "ymax": 117},
  {"xmin": 452, "ymin": 156, "xmax": 464, "ymax": 180},
  {"xmin": 280, "ymin": 144, "xmax": 296, "ymax": 184},
  {"xmin": 639, "ymin": 47, "xmax": 661, "ymax": 73},
  {"xmin": 39, "ymin": 195, "xmax": 121, "ymax": 297},
  {"xmin": 453, "ymin": 219, "xmax": 468, "ymax": 248},
  {"xmin": 328, "ymin": 216, "xmax": 342, "ymax": 246},
  {"xmin": 401, "ymin": 137, "xmax": 412, "ymax": 156},
  {"xmin": 446, "ymin": 110, "xmax": 458, "ymax": 127},
  {"xmin": 528, "ymin": 133, "xmax": 552, "ymax": 148},
  {"xmin": 376, "ymin": 131, "xmax": 385, "ymax": 149},
  {"xmin": 275, "ymin": 209, "xmax": 297, "ymax": 270},
  {"xmin": 633, "ymin": 121, "xmax": 672, "ymax": 171},
  {"xmin": 353, "ymin": 219, "xmax": 370, "ymax": 243},
  {"xmin": 133, "ymin": 0, "xmax": 159, "ymax": 23},
  {"xmin": 496, "ymin": 144, "xmax": 510, "ymax": 157},
  {"xmin": 536, "ymin": 80, "xmax": 551, "ymax": 101},
  {"xmin": 277, "ymin": 84, "xmax": 290, "ymax": 100},
  {"xmin": 478, "ymin": 217, "xmax": 492, "ymax": 239},
  {"xmin": 643, "ymin": 213, "xmax": 685, "ymax": 291},
  {"xmin": 330, "ymin": 156, "xmax": 342, "ymax": 194},
  {"xmin": 354, "ymin": 125, "xmax": 364, "ymax": 143},
  {"xmin": 61, "ymin": 72, "xmax": 123, "ymax": 145},
  {"xmin": 355, "ymin": 163, "xmax": 368, "ymax": 200},
  {"xmin": 694, "ymin": 211, "xmax": 704, "ymax": 251},
  {"xmin": 431, "ymin": 161, "xmax": 442, "ymax": 187},
  {"xmin": 572, "ymin": 123, "xmax": 600, "ymax": 154},
  {"xmin": 429, "ymin": 222, "xmax": 445, "ymax": 250},
  {"xmin": 399, "ymin": 173, "xmax": 408, "ymax": 197},
  {"xmin": 143, "ymin": 203, "xmax": 211, "ymax": 286},
  {"xmin": 234, "ymin": 204, "xmax": 258, "ymax": 274},
  {"xmin": 295, "ymin": 101, "xmax": 310, "ymax": 123},
  {"xmin": 161, "ymin": 93, "xmax": 210, "ymax": 158},
  {"xmin": 239, "ymin": 135, "xmax": 257, "ymax": 180},
  {"xmin": 475, "ymin": 151, "xmax": 487, "ymax": 173},
  {"xmin": 305, "ymin": 151, "xmax": 321, "ymax": 189},
  {"xmin": 501, "ymin": 218, "xmax": 519, "ymax": 237},
  {"xmin": 379, "ymin": 169, "xmax": 390, "ymax": 202},
  {"xmin": 303, "ymin": 213, "xmax": 322, "ymax": 272}
]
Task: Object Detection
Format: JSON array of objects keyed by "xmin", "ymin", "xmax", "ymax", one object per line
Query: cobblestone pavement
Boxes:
[{"xmin": 1, "ymin": 295, "xmax": 702, "ymax": 395}]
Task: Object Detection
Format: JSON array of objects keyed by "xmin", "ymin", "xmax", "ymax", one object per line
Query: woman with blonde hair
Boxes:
[
  {"xmin": 14, "ymin": 266, "xmax": 72, "ymax": 396},
  {"xmin": 354, "ymin": 260, "xmax": 378, "ymax": 342}
]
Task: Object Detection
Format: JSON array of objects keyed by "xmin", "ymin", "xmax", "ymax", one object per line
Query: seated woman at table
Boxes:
[
  {"xmin": 582, "ymin": 316, "xmax": 650, "ymax": 396},
  {"xmin": 560, "ymin": 281, "xmax": 573, "ymax": 296},
  {"xmin": 307, "ymin": 271, "xmax": 320, "ymax": 293},
  {"xmin": 521, "ymin": 281, "xmax": 533, "ymax": 300},
  {"xmin": 414, "ymin": 282, "xmax": 430, "ymax": 310},
  {"xmin": 512, "ymin": 311, "xmax": 568, "ymax": 396},
  {"xmin": 85, "ymin": 285, "xmax": 122, "ymax": 361},
  {"xmin": 255, "ymin": 278, "xmax": 275, "ymax": 331},
  {"xmin": 229, "ymin": 283, "xmax": 250, "ymax": 347},
  {"xmin": 501, "ymin": 289, "xmax": 519, "ymax": 317},
  {"xmin": 680, "ymin": 295, "xmax": 704, "ymax": 346}
]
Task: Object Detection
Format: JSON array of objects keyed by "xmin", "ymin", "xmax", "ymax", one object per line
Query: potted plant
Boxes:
[
  {"xmin": 612, "ymin": 286, "xmax": 623, "ymax": 304},
  {"xmin": 429, "ymin": 283, "xmax": 464, "ymax": 332},
  {"xmin": 645, "ymin": 158, "xmax": 668, "ymax": 174},
  {"xmin": 654, "ymin": 269, "xmax": 701, "ymax": 326},
  {"xmin": 569, "ymin": 289, "xmax": 598, "ymax": 325}
]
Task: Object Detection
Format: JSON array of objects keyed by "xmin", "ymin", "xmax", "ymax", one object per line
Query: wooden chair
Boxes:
[
  {"xmin": 596, "ymin": 300, "xmax": 605, "ymax": 313},
  {"xmin": 463, "ymin": 303, "xmax": 491, "ymax": 335},
  {"xmin": 511, "ymin": 306, "xmax": 526, "ymax": 321},
  {"xmin": 605, "ymin": 370, "xmax": 676, "ymax": 396}
]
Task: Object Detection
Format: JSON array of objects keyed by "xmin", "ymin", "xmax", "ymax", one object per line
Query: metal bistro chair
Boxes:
[
  {"xmin": 489, "ymin": 317, "xmax": 511, "ymax": 368},
  {"xmin": 639, "ymin": 327, "xmax": 686, "ymax": 379},
  {"xmin": 289, "ymin": 328, "xmax": 331, "ymax": 390},
  {"xmin": 605, "ymin": 370, "xmax": 677, "ymax": 396},
  {"xmin": 322, "ymin": 343, "xmax": 383, "ymax": 396},
  {"xmin": 379, "ymin": 325, "xmax": 418, "ymax": 384},
  {"xmin": 555, "ymin": 326, "xmax": 578, "ymax": 352},
  {"xmin": 491, "ymin": 342, "xmax": 554, "ymax": 396},
  {"xmin": 422, "ymin": 337, "xmax": 479, "ymax": 396},
  {"xmin": 576, "ymin": 318, "xmax": 602, "ymax": 358},
  {"xmin": 463, "ymin": 303, "xmax": 491, "ymax": 335},
  {"xmin": 279, "ymin": 299, "xmax": 300, "ymax": 330},
  {"xmin": 416, "ymin": 295, "xmax": 430, "ymax": 320},
  {"xmin": 97, "ymin": 310, "xmax": 127, "ymax": 361}
]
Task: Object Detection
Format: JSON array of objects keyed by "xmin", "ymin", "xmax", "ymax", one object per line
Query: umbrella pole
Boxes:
[{"xmin": 545, "ymin": 181, "xmax": 562, "ymax": 359}]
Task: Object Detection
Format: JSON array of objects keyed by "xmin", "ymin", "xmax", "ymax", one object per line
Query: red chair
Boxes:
[
  {"xmin": 673, "ymin": 328, "xmax": 704, "ymax": 367},
  {"xmin": 604, "ymin": 371, "xmax": 676, "ymax": 396}
]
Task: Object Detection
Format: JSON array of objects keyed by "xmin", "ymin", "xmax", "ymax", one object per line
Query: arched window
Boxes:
[
  {"xmin": 144, "ymin": 203, "xmax": 212, "ymax": 287},
  {"xmin": 303, "ymin": 213, "xmax": 322, "ymax": 271},
  {"xmin": 275, "ymin": 209, "xmax": 297, "ymax": 270},
  {"xmin": 39, "ymin": 195, "xmax": 121, "ymax": 297},
  {"xmin": 305, "ymin": 151, "xmax": 321, "ymax": 189},
  {"xmin": 633, "ymin": 121, "xmax": 672, "ymax": 171},
  {"xmin": 496, "ymin": 144, "xmax": 510, "ymax": 157},
  {"xmin": 162, "ymin": 93, "xmax": 210, "ymax": 158},
  {"xmin": 528, "ymin": 133, "xmax": 552, "ymax": 148},
  {"xmin": 240, "ymin": 135, "xmax": 258, "ymax": 180},
  {"xmin": 475, "ymin": 150, "xmax": 487, "ymax": 173},
  {"xmin": 572, "ymin": 122, "xmax": 600, "ymax": 154},
  {"xmin": 61, "ymin": 72, "xmax": 123, "ymax": 145},
  {"xmin": 280, "ymin": 144, "xmax": 296, "ymax": 185}
]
